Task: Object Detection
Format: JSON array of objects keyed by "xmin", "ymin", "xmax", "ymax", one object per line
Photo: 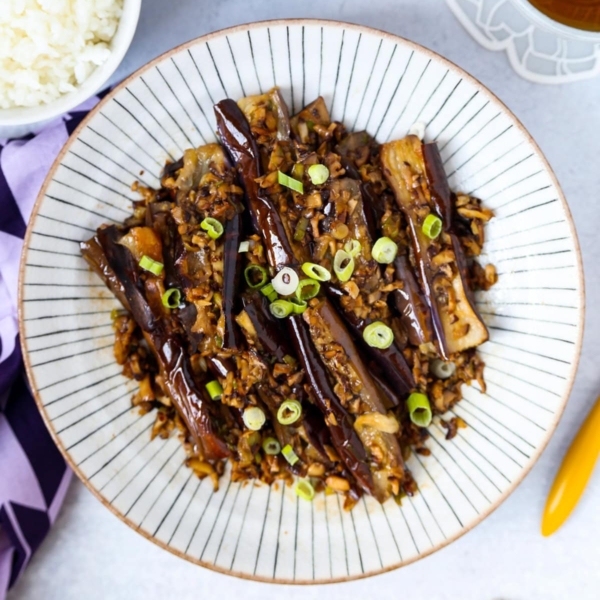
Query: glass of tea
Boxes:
[{"xmin": 514, "ymin": 0, "xmax": 600, "ymax": 40}]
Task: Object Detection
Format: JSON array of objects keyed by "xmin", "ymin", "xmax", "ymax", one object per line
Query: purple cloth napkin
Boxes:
[{"xmin": 0, "ymin": 93, "xmax": 105, "ymax": 598}]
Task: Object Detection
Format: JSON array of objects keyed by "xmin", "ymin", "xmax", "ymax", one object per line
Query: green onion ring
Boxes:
[
  {"xmin": 262, "ymin": 437, "xmax": 281, "ymax": 455},
  {"xmin": 277, "ymin": 399, "xmax": 303, "ymax": 425},
  {"xmin": 205, "ymin": 380, "xmax": 223, "ymax": 401},
  {"xmin": 295, "ymin": 479, "xmax": 315, "ymax": 501},
  {"xmin": 363, "ymin": 321, "xmax": 394, "ymax": 349},
  {"xmin": 333, "ymin": 249, "xmax": 355, "ymax": 282},
  {"xmin": 307, "ymin": 164, "xmax": 329, "ymax": 185},
  {"xmin": 296, "ymin": 279, "xmax": 321, "ymax": 301},
  {"xmin": 269, "ymin": 299, "xmax": 294, "ymax": 318},
  {"xmin": 344, "ymin": 239, "xmax": 362, "ymax": 258},
  {"xmin": 200, "ymin": 217, "xmax": 224, "ymax": 240},
  {"xmin": 406, "ymin": 393, "xmax": 432, "ymax": 427},
  {"xmin": 161, "ymin": 288, "xmax": 181, "ymax": 309},
  {"xmin": 371, "ymin": 237, "xmax": 398, "ymax": 264},
  {"xmin": 422, "ymin": 214, "xmax": 442, "ymax": 239},
  {"xmin": 301, "ymin": 262, "xmax": 331, "ymax": 282},
  {"xmin": 282, "ymin": 444, "xmax": 299, "ymax": 465},
  {"xmin": 244, "ymin": 264, "xmax": 268, "ymax": 289},
  {"xmin": 243, "ymin": 406, "xmax": 266, "ymax": 431}
]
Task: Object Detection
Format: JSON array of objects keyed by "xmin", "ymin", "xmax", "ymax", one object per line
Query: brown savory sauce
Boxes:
[{"xmin": 528, "ymin": 0, "xmax": 600, "ymax": 32}]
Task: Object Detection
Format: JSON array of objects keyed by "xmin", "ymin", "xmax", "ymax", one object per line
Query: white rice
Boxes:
[{"xmin": 0, "ymin": 0, "xmax": 123, "ymax": 109}]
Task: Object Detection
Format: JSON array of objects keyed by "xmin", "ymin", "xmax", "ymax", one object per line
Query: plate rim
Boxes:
[{"xmin": 17, "ymin": 17, "xmax": 586, "ymax": 584}]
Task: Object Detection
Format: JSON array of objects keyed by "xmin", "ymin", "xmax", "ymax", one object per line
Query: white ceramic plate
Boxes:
[{"xmin": 19, "ymin": 19, "xmax": 584, "ymax": 584}]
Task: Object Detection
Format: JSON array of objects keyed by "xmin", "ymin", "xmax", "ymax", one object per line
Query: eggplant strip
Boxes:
[
  {"xmin": 381, "ymin": 136, "xmax": 488, "ymax": 357},
  {"xmin": 216, "ymin": 98, "xmax": 375, "ymax": 495},
  {"xmin": 95, "ymin": 225, "xmax": 229, "ymax": 460},
  {"xmin": 222, "ymin": 209, "xmax": 244, "ymax": 349}
]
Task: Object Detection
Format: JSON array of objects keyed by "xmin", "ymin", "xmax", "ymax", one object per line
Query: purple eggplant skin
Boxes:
[
  {"xmin": 222, "ymin": 207, "xmax": 244, "ymax": 350},
  {"xmin": 94, "ymin": 226, "xmax": 230, "ymax": 461},
  {"xmin": 207, "ymin": 355, "xmax": 236, "ymax": 379},
  {"xmin": 288, "ymin": 315, "xmax": 374, "ymax": 495},
  {"xmin": 391, "ymin": 255, "xmax": 434, "ymax": 347},
  {"xmin": 422, "ymin": 143, "xmax": 454, "ymax": 231},
  {"xmin": 214, "ymin": 100, "xmax": 296, "ymax": 270},
  {"xmin": 241, "ymin": 290, "xmax": 293, "ymax": 363}
]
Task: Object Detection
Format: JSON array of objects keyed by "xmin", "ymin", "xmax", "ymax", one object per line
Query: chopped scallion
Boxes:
[
  {"xmin": 407, "ymin": 392, "xmax": 432, "ymax": 427},
  {"xmin": 282, "ymin": 444, "xmax": 299, "ymax": 466},
  {"xmin": 308, "ymin": 164, "xmax": 329, "ymax": 185},
  {"xmin": 278, "ymin": 170, "xmax": 304, "ymax": 194},
  {"xmin": 277, "ymin": 399, "xmax": 302, "ymax": 425},
  {"xmin": 371, "ymin": 237, "xmax": 398, "ymax": 264},
  {"xmin": 269, "ymin": 299, "xmax": 294, "ymax": 318},
  {"xmin": 363, "ymin": 321, "xmax": 394, "ymax": 349},
  {"xmin": 260, "ymin": 282, "xmax": 278, "ymax": 302},
  {"xmin": 139, "ymin": 255, "xmax": 164, "ymax": 276},
  {"xmin": 293, "ymin": 216, "xmax": 309, "ymax": 241},
  {"xmin": 344, "ymin": 239, "xmax": 362, "ymax": 258},
  {"xmin": 295, "ymin": 479, "xmax": 315, "ymax": 501},
  {"xmin": 161, "ymin": 288, "xmax": 181, "ymax": 309},
  {"xmin": 205, "ymin": 380, "xmax": 223, "ymax": 401},
  {"xmin": 301, "ymin": 262, "xmax": 331, "ymax": 282},
  {"xmin": 262, "ymin": 437, "xmax": 281, "ymax": 455},
  {"xmin": 244, "ymin": 264, "xmax": 268, "ymax": 289},
  {"xmin": 296, "ymin": 279, "xmax": 320, "ymax": 301},
  {"xmin": 243, "ymin": 406, "xmax": 266, "ymax": 431},
  {"xmin": 272, "ymin": 267, "xmax": 299, "ymax": 296},
  {"xmin": 290, "ymin": 298, "xmax": 307, "ymax": 314},
  {"xmin": 238, "ymin": 241, "xmax": 250, "ymax": 253},
  {"xmin": 200, "ymin": 217, "xmax": 224, "ymax": 240},
  {"xmin": 333, "ymin": 249, "xmax": 355, "ymax": 282},
  {"xmin": 422, "ymin": 214, "xmax": 442, "ymax": 239}
]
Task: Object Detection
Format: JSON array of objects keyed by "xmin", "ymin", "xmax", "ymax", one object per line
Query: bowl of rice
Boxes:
[{"xmin": 0, "ymin": 0, "xmax": 141, "ymax": 137}]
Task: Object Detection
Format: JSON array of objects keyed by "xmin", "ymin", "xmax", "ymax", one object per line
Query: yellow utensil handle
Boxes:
[{"xmin": 542, "ymin": 395, "xmax": 600, "ymax": 536}]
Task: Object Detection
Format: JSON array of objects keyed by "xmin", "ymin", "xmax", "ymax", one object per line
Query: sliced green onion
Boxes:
[
  {"xmin": 269, "ymin": 299, "xmax": 294, "ymax": 318},
  {"xmin": 296, "ymin": 279, "xmax": 320, "ymax": 301},
  {"xmin": 422, "ymin": 213, "xmax": 442, "ymax": 239},
  {"xmin": 244, "ymin": 264, "xmax": 268, "ymax": 289},
  {"xmin": 213, "ymin": 292, "xmax": 222, "ymax": 307},
  {"xmin": 363, "ymin": 321, "xmax": 394, "ymax": 349},
  {"xmin": 283, "ymin": 354, "xmax": 297, "ymax": 367},
  {"xmin": 215, "ymin": 335, "xmax": 223, "ymax": 348},
  {"xmin": 277, "ymin": 399, "xmax": 302, "ymax": 425},
  {"xmin": 407, "ymin": 393, "xmax": 432, "ymax": 427},
  {"xmin": 243, "ymin": 406, "xmax": 266, "ymax": 431},
  {"xmin": 308, "ymin": 164, "xmax": 329, "ymax": 185},
  {"xmin": 139, "ymin": 255, "xmax": 164, "ymax": 276},
  {"xmin": 272, "ymin": 267, "xmax": 299, "ymax": 296},
  {"xmin": 371, "ymin": 237, "xmax": 398, "ymax": 264},
  {"xmin": 260, "ymin": 282, "xmax": 278, "ymax": 302},
  {"xmin": 290, "ymin": 298, "xmax": 307, "ymax": 314},
  {"xmin": 278, "ymin": 170, "xmax": 304, "ymax": 194},
  {"xmin": 205, "ymin": 380, "xmax": 223, "ymax": 401},
  {"xmin": 161, "ymin": 288, "xmax": 181, "ymax": 309},
  {"xmin": 293, "ymin": 216, "xmax": 309, "ymax": 241},
  {"xmin": 430, "ymin": 359, "xmax": 456, "ymax": 380},
  {"xmin": 200, "ymin": 217, "xmax": 224, "ymax": 240},
  {"xmin": 301, "ymin": 262, "xmax": 331, "ymax": 282},
  {"xmin": 295, "ymin": 479, "xmax": 315, "ymax": 501},
  {"xmin": 262, "ymin": 437, "xmax": 281, "ymax": 455},
  {"xmin": 344, "ymin": 239, "xmax": 362, "ymax": 258},
  {"xmin": 282, "ymin": 444, "xmax": 299, "ymax": 466},
  {"xmin": 333, "ymin": 249, "xmax": 355, "ymax": 282},
  {"xmin": 239, "ymin": 241, "xmax": 250, "ymax": 253}
]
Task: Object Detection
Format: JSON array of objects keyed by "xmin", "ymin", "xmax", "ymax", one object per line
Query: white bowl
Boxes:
[
  {"xmin": 19, "ymin": 19, "xmax": 584, "ymax": 584},
  {"xmin": 0, "ymin": 0, "xmax": 141, "ymax": 139}
]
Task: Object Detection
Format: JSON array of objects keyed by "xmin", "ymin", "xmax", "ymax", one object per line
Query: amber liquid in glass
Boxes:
[{"xmin": 528, "ymin": 0, "xmax": 600, "ymax": 32}]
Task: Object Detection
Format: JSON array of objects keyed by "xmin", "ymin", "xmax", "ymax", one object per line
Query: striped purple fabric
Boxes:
[{"xmin": 0, "ymin": 94, "xmax": 105, "ymax": 598}]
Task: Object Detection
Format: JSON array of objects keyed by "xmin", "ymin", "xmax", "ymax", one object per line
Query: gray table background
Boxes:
[{"xmin": 10, "ymin": 1, "xmax": 600, "ymax": 598}]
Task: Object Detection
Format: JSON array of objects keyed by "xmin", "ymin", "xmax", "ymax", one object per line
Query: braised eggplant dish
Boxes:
[{"xmin": 81, "ymin": 89, "xmax": 497, "ymax": 508}]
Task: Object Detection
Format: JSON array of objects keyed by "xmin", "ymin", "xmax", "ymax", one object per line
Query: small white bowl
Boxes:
[{"xmin": 0, "ymin": 0, "xmax": 141, "ymax": 139}]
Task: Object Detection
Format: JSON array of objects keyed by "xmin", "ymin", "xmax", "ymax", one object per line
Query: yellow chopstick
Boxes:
[{"xmin": 542, "ymin": 394, "xmax": 600, "ymax": 536}]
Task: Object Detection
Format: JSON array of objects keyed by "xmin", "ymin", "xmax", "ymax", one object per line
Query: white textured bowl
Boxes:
[
  {"xmin": 19, "ymin": 19, "xmax": 584, "ymax": 584},
  {"xmin": 0, "ymin": 0, "xmax": 141, "ymax": 138}
]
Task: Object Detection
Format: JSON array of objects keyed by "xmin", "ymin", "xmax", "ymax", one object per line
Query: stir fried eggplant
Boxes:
[
  {"xmin": 381, "ymin": 136, "xmax": 489, "ymax": 357},
  {"xmin": 82, "ymin": 86, "xmax": 495, "ymax": 507}
]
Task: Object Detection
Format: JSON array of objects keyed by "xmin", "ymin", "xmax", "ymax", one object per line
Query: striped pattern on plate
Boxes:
[{"xmin": 19, "ymin": 20, "xmax": 584, "ymax": 583}]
